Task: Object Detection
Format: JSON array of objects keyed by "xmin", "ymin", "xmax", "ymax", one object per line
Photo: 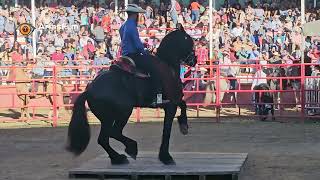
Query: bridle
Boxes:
[{"xmin": 180, "ymin": 51, "xmax": 196, "ymax": 67}]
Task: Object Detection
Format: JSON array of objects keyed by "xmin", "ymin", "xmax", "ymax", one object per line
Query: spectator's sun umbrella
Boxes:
[{"xmin": 303, "ymin": 20, "xmax": 320, "ymax": 36}]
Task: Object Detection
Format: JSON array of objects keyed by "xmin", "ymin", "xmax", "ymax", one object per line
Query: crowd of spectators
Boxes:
[{"xmin": 0, "ymin": 0, "xmax": 319, "ymax": 82}]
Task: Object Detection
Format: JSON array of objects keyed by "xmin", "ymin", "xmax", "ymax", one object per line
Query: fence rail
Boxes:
[{"xmin": 0, "ymin": 62, "xmax": 319, "ymax": 126}]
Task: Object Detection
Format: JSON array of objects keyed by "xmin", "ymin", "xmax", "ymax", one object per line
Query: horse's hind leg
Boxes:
[
  {"xmin": 89, "ymin": 100, "xmax": 129, "ymax": 165},
  {"xmin": 25, "ymin": 96, "xmax": 31, "ymax": 119},
  {"xmin": 294, "ymin": 90, "xmax": 301, "ymax": 111},
  {"xmin": 48, "ymin": 95, "xmax": 60, "ymax": 118},
  {"xmin": 110, "ymin": 108, "xmax": 138, "ymax": 160},
  {"xmin": 271, "ymin": 105, "xmax": 275, "ymax": 121},
  {"xmin": 99, "ymin": 119, "xmax": 129, "ymax": 165},
  {"xmin": 20, "ymin": 95, "xmax": 31, "ymax": 119},
  {"xmin": 234, "ymin": 92, "xmax": 239, "ymax": 109},
  {"xmin": 277, "ymin": 92, "xmax": 281, "ymax": 110}
]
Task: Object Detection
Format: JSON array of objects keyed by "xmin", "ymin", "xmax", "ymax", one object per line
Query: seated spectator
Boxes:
[
  {"xmin": 0, "ymin": 13, "xmax": 5, "ymax": 34},
  {"xmin": 82, "ymin": 40, "xmax": 96, "ymax": 60},
  {"xmin": 11, "ymin": 47, "xmax": 23, "ymax": 64},
  {"xmin": 79, "ymin": 32, "xmax": 94, "ymax": 48},
  {"xmin": 59, "ymin": 56, "xmax": 73, "ymax": 78},
  {"xmin": 80, "ymin": 11, "xmax": 89, "ymax": 26},
  {"xmin": 269, "ymin": 51, "xmax": 282, "ymax": 64},
  {"xmin": 248, "ymin": 45, "xmax": 260, "ymax": 63},
  {"xmin": 231, "ymin": 22, "xmax": 243, "ymax": 38},
  {"xmin": 92, "ymin": 21, "xmax": 105, "ymax": 43},
  {"xmin": 308, "ymin": 45, "xmax": 320, "ymax": 63},
  {"xmin": 51, "ymin": 47, "xmax": 65, "ymax": 63},
  {"xmin": 54, "ymin": 33, "xmax": 65, "ymax": 48},
  {"xmin": 4, "ymin": 16, "xmax": 15, "ymax": 34},
  {"xmin": 237, "ymin": 45, "xmax": 249, "ymax": 62},
  {"xmin": 94, "ymin": 50, "xmax": 110, "ymax": 66},
  {"xmin": 46, "ymin": 41, "xmax": 56, "ymax": 55}
]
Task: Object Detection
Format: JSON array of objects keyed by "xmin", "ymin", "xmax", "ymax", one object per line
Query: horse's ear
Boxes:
[{"xmin": 176, "ymin": 23, "xmax": 185, "ymax": 32}]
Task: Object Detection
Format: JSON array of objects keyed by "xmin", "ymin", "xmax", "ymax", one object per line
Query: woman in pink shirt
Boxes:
[
  {"xmin": 196, "ymin": 42, "xmax": 208, "ymax": 65},
  {"xmin": 11, "ymin": 44, "xmax": 23, "ymax": 64},
  {"xmin": 82, "ymin": 40, "xmax": 96, "ymax": 60},
  {"xmin": 51, "ymin": 47, "xmax": 65, "ymax": 63}
]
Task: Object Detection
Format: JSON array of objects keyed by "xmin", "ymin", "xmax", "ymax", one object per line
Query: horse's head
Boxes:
[{"xmin": 156, "ymin": 24, "xmax": 197, "ymax": 67}]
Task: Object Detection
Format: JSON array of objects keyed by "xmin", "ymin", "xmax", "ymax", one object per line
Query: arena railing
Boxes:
[{"xmin": 0, "ymin": 61, "xmax": 320, "ymax": 126}]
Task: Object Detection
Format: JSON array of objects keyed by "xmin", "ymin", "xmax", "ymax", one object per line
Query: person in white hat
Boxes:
[{"xmin": 119, "ymin": 4, "xmax": 169, "ymax": 106}]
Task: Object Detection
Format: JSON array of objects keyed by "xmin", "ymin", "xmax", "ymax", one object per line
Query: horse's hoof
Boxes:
[
  {"xmin": 261, "ymin": 118, "xmax": 267, "ymax": 121},
  {"xmin": 159, "ymin": 153, "xmax": 176, "ymax": 165},
  {"xmin": 111, "ymin": 154, "xmax": 129, "ymax": 165},
  {"xmin": 177, "ymin": 116, "xmax": 188, "ymax": 135},
  {"xmin": 179, "ymin": 124, "xmax": 188, "ymax": 135},
  {"xmin": 125, "ymin": 141, "xmax": 138, "ymax": 160}
]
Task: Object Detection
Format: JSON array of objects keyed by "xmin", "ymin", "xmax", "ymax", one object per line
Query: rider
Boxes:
[{"xmin": 120, "ymin": 4, "xmax": 169, "ymax": 106}]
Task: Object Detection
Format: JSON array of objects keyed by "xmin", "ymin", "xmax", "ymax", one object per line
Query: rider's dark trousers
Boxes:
[{"xmin": 127, "ymin": 53, "xmax": 162, "ymax": 94}]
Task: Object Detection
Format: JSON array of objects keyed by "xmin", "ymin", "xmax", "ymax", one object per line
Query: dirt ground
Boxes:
[{"xmin": 1, "ymin": 117, "xmax": 320, "ymax": 180}]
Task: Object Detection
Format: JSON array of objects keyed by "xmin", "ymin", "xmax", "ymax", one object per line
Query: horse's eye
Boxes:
[{"xmin": 185, "ymin": 36, "xmax": 188, "ymax": 40}]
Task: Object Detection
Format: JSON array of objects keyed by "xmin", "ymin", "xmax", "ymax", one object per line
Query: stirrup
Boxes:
[{"xmin": 150, "ymin": 94, "xmax": 170, "ymax": 107}]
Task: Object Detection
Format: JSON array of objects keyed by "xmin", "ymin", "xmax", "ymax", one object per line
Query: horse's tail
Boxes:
[{"xmin": 66, "ymin": 91, "xmax": 90, "ymax": 156}]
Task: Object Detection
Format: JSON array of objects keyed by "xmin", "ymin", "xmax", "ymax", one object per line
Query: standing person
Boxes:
[
  {"xmin": 92, "ymin": 21, "xmax": 105, "ymax": 43},
  {"xmin": 251, "ymin": 67, "xmax": 268, "ymax": 112},
  {"xmin": 169, "ymin": 0, "xmax": 178, "ymax": 27},
  {"xmin": 190, "ymin": 0, "xmax": 200, "ymax": 23},
  {"xmin": 119, "ymin": 4, "xmax": 169, "ymax": 106},
  {"xmin": 159, "ymin": 2, "xmax": 167, "ymax": 21}
]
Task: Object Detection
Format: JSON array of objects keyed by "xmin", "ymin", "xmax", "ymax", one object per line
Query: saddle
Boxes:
[
  {"xmin": 28, "ymin": 81, "xmax": 46, "ymax": 96},
  {"xmin": 111, "ymin": 56, "xmax": 150, "ymax": 78},
  {"xmin": 111, "ymin": 56, "xmax": 183, "ymax": 104}
]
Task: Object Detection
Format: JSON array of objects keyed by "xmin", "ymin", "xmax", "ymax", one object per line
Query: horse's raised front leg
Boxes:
[
  {"xmin": 159, "ymin": 103, "xmax": 177, "ymax": 165},
  {"xmin": 177, "ymin": 100, "xmax": 188, "ymax": 135}
]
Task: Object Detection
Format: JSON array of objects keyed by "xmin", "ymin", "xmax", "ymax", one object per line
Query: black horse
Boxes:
[{"xmin": 66, "ymin": 26, "xmax": 197, "ymax": 165}]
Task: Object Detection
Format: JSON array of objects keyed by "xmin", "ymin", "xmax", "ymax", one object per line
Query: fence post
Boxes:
[
  {"xmin": 52, "ymin": 65, "xmax": 58, "ymax": 127},
  {"xmin": 301, "ymin": 63, "xmax": 306, "ymax": 121},
  {"xmin": 279, "ymin": 75, "xmax": 283, "ymax": 116},
  {"xmin": 136, "ymin": 108, "xmax": 141, "ymax": 123},
  {"xmin": 156, "ymin": 108, "xmax": 160, "ymax": 118},
  {"xmin": 196, "ymin": 76, "xmax": 199, "ymax": 117},
  {"xmin": 216, "ymin": 64, "xmax": 221, "ymax": 122},
  {"xmin": 209, "ymin": 58, "xmax": 213, "ymax": 79}
]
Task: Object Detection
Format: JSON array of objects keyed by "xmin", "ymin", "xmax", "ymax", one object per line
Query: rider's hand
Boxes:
[{"xmin": 143, "ymin": 48, "xmax": 151, "ymax": 55}]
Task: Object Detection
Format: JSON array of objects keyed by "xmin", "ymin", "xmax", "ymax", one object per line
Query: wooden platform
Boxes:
[{"xmin": 69, "ymin": 152, "xmax": 248, "ymax": 180}]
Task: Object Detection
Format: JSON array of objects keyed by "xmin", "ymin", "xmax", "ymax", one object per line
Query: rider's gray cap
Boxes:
[{"xmin": 123, "ymin": 4, "xmax": 146, "ymax": 13}]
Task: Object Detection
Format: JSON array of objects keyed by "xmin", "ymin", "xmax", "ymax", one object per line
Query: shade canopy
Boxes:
[{"xmin": 303, "ymin": 20, "xmax": 320, "ymax": 36}]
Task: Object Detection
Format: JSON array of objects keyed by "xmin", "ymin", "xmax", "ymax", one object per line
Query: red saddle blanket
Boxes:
[{"xmin": 112, "ymin": 56, "xmax": 150, "ymax": 78}]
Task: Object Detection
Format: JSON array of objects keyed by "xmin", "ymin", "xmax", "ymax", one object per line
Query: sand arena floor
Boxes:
[{"xmin": 1, "ymin": 117, "xmax": 320, "ymax": 180}]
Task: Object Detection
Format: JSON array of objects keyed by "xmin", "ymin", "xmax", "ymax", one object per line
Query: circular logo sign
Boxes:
[{"xmin": 18, "ymin": 23, "xmax": 35, "ymax": 36}]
